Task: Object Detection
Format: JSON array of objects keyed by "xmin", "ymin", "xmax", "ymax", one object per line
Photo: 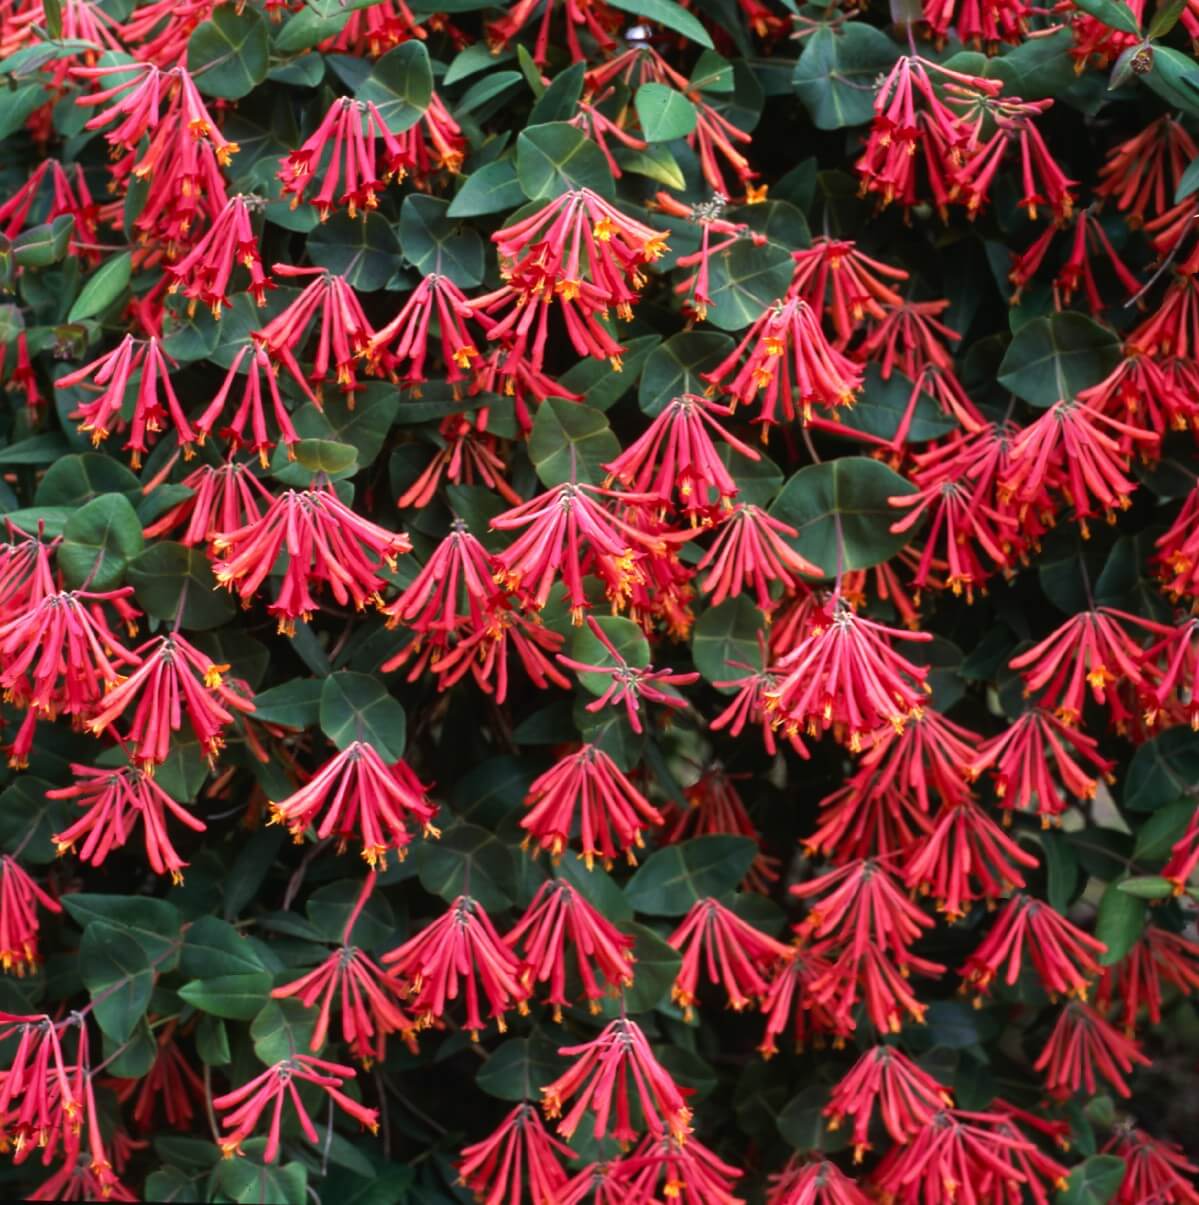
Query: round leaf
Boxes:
[
  {"xmin": 128, "ymin": 540, "xmax": 237, "ymax": 630},
  {"xmin": 623, "ymin": 835, "xmax": 758, "ymax": 915},
  {"xmin": 59, "ymin": 493, "xmax": 145, "ymax": 590},
  {"xmin": 529, "ymin": 399, "xmax": 620, "ymax": 487},
  {"xmin": 187, "ymin": 7, "xmax": 269, "ymax": 100},
  {"xmin": 769, "ymin": 457, "xmax": 917, "ymax": 575},
  {"xmin": 319, "ymin": 671, "xmax": 407, "ymax": 760},
  {"xmin": 996, "ymin": 312, "xmax": 1123, "ymax": 408},
  {"xmin": 307, "ymin": 211, "xmax": 399, "ymax": 292},
  {"xmin": 516, "ymin": 122, "xmax": 615, "ymax": 200},
  {"xmin": 356, "ymin": 41, "xmax": 433, "ymax": 133},
  {"xmin": 635, "ymin": 83, "xmax": 697, "ymax": 142}
]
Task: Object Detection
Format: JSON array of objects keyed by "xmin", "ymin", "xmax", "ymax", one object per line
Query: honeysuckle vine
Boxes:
[{"xmin": 0, "ymin": 0, "xmax": 1198, "ymax": 1201}]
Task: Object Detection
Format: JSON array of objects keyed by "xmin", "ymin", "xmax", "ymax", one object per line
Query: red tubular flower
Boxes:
[
  {"xmin": 212, "ymin": 482, "xmax": 411, "ymax": 633},
  {"xmin": 711, "ymin": 645, "xmax": 811, "ymax": 762},
  {"xmin": 48, "ymin": 761, "xmax": 206, "ymax": 882},
  {"xmin": 475, "ymin": 188, "xmax": 667, "ymax": 376},
  {"xmin": 471, "ymin": 342, "xmax": 579, "ymax": 433},
  {"xmin": 143, "ymin": 458, "xmax": 274, "ymax": 547},
  {"xmin": 666, "ymin": 897, "xmax": 792, "ymax": 1019},
  {"xmin": 1008, "ymin": 607, "xmax": 1164, "ymax": 727},
  {"xmin": 385, "ymin": 92, "xmax": 468, "ymax": 184},
  {"xmin": 1155, "ymin": 484, "xmax": 1199, "ymax": 601},
  {"xmin": 791, "ymin": 859, "xmax": 945, "ymax": 1034},
  {"xmin": 768, "ymin": 1156, "xmax": 870, "ymax": 1205},
  {"xmin": 114, "ymin": 1023, "xmax": 205, "ymax": 1134},
  {"xmin": 766, "ymin": 600, "xmax": 932, "ymax": 751},
  {"xmin": 382, "ymin": 518, "xmax": 499, "ymax": 635},
  {"xmin": 272, "ymin": 879, "xmax": 417, "ymax": 1064},
  {"xmin": 1105, "ymin": 1126, "xmax": 1199, "ymax": 1205},
  {"xmin": 960, "ymin": 892, "xmax": 1107, "ymax": 1001},
  {"xmin": 704, "ymin": 297, "xmax": 864, "ymax": 429},
  {"xmin": 602, "ymin": 393, "xmax": 760, "ymax": 518},
  {"xmin": 278, "ymin": 98, "xmax": 409, "ymax": 219},
  {"xmin": 0, "ymin": 858, "xmax": 60, "ymax": 976},
  {"xmin": 194, "ymin": 344, "xmax": 301, "ymax": 468},
  {"xmin": 487, "ymin": 0, "xmax": 616, "ymax": 64},
  {"xmin": 825, "ymin": 1046, "xmax": 953, "ymax": 1160},
  {"xmin": 1096, "ymin": 927, "xmax": 1199, "ymax": 1032},
  {"xmin": 457, "ymin": 1103, "xmax": 577, "ymax": 1205},
  {"xmin": 1097, "ymin": 115, "xmax": 1198, "ymax": 227},
  {"xmin": 398, "ymin": 414, "xmax": 521, "ymax": 510},
  {"xmin": 1163, "ymin": 810, "xmax": 1199, "ymax": 894},
  {"xmin": 617, "ymin": 1133, "xmax": 745, "ymax": 1205},
  {"xmin": 0, "ymin": 585, "xmax": 140, "ymax": 721},
  {"xmin": 540, "ymin": 1016, "xmax": 692, "ymax": 1144},
  {"xmin": 857, "ymin": 708, "xmax": 980, "ymax": 813},
  {"xmin": 902, "ymin": 798, "xmax": 1039, "ymax": 920},
  {"xmin": 490, "ymin": 481, "xmax": 680, "ymax": 619},
  {"xmin": 758, "ymin": 937, "xmax": 837, "ymax": 1057},
  {"xmin": 557, "ymin": 617, "xmax": 699, "ymax": 735},
  {"xmin": 1001, "ymin": 398, "xmax": 1157, "ymax": 535},
  {"xmin": 166, "ymin": 195, "xmax": 271, "ymax": 317},
  {"xmin": 86, "ymin": 632, "xmax": 255, "ymax": 767},
  {"xmin": 1034, "ymin": 1000, "xmax": 1150, "ymax": 1097},
  {"xmin": 0, "ymin": 1013, "xmax": 81, "ymax": 1150},
  {"xmin": 213, "ymin": 1054, "xmax": 378, "ymax": 1162},
  {"xmin": 520, "ymin": 744, "xmax": 664, "ymax": 869},
  {"xmin": 383, "ymin": 895, "xmax": 528, "ymax": 1039},
  {"xmin": 661, "ymin": 765, "xmax": 782, "ymax": 892},
  {"xmin": 416, "ymin": 596, "xmax": 571, "ymax": 704},
  {"xmin": 921, "ymin": 0, "xmax": 1027, "ymax": 47},
  {"xmin": 805, "ymin": 769, "xmax": 932, "ymax": 863},
  {"xmin": 57, "ymin": 334, "xmax": 194, "ymax": 468},
  {"xmin": 268, "ymin": 741, "xmax": 437, "ymax": 868},
  {"xmin": 367, "ymin": 273, "xmax": 486, "ymax": 390},
  {"xmin": 656, "ymin": 192, "xmax": 755, "ymax": 322},
  {"xmin": 253, "ymin": 266, "xmax": 375, "ymax": 404},
  {"xmin": 556, "ymin": 1159, "xmax": 632, "ymax": 1204},
  {"xmin": 869, "ymin": 1108, "xmax": 1042, "ymax": 1204},
  {"xmin": 1142, "ymin": 616, "xmax": 1199, "ymax": 729},
  {"xmin": 505, "ymin": 878, "xmax": 635, "ymax": 1018},
  {"xmin": 696, "ymin": 504, "xmax": 823, "ymax": 609},
  {"xmin": 0, "ymin": 160, "xmax": 100, "ymax": 262},
  {"xmin": 969, "ymin": 709, "xmax": 1116, "ymax": 825},
  {"xmin": 789, "ymin": 238, "xmax": 908, "ymax": 346}
]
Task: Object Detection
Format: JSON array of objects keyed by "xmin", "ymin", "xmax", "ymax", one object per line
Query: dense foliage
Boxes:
[{"xmin": 2, "ymin": 0, "xmax": 1199, "ymax": 1200}]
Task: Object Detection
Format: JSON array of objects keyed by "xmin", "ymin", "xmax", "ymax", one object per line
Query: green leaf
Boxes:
[
  {"xmin": 128, "ymin": 540, "xmax": 237, "ymax": 631},
  {"xmin": 837, "ymin": 365, "xmax": 957, "ymax": 445},
  {"xmin": 80, "ymin": 922, "xmax": 154, "ymax": 1043},
  {"xmin": 43, "ymin": 0, "xmax": 62, "ymax": 38},
  {"xmin": 555, "ymin": 334, "xmax": 661, "ymax": 413},
  {"xmin": 1175, "ymin": 155, "xmax": 1199, "ymax": 203},
  {"xmin": 692, "ymin": 595, "xmax": 763, "ymax": 687},
  {"xmin": 639, "ymin": 331, "xmax": 735, "ymax": 417},
  {"xmin": 635, "ymin": 83, "xmax": 698, "ymax": 141},
  {"xmin": 187, "ymin": 7, "xmax": 269, "ymax": 100},
  {"xmin": 62, "ymin": 894, "xmax": 182, "ymax": 968},
  {"xmin": 36, "ymin": 453, "xmax": 140, "ymax": 507},
  {"xmin": 197, "ymin": 1014, "xmax": 232, "ymax": 1066},
  {"xmin": 1124, "ymin": 726, "xmax": 1199, "ymax": 811},
  {"xmin": 357, "ymin": 42, "xmax": 433, "ymax": 133},
  {"xmin": 0, "ymin": 778, "xmax": 73, "ymax": 866},
  {"xmin": 320, "ymin": 671, "xmax": 407, "ymax": 760},
  {"xmin": 218, "ymin": 1157, "xmax": 308, "ymax": 1205},
  {"xmin": 793, "ymin": 24, "xmax": 898, "ymax": 130},
  {"xmin": 59, "ymin": 493, "xmax": 144, "ymax": 590},
  {"xmin": 68, "ymin": 252, "xmax": 132, "ymax": 323},
  {"xmin": 769, "ymin": 457, "xmax": 917, "ymax": 576},
  {"xmin": 182, "ymin": 916, "xmax": 268, "ymax": 977},
  {"xmin": 778, "ymin": 1086, "xmax": 846, "ymax": 1153},
  {"xmin": 398, "ymin": 194, "xmax": 485, "ymax": 288},
  {"xmin": 1072, "ymin": 0, "xmax": 1141, "ymax": 34},
  {"xmin": 691, "ymin": 49, "xmax": 734, "ymax": 93},
  {"xmin": 250, "ymin": 678, "xmax": 323, "ymax": 729},
  {"xmin": 516, "ymin": 123, "xmax": 615, "ymax": 200},
  {"xmin": 702, "ymin": 239, "xmax": 794, "ymax": 331},
  {"xmin": 306, "ymin": 879, "xmax": 397, "ymax": 948},
  {"xmin": 179, "ymin": 974, "xmax": 274, "ymax": 1020},
  {"xmin": 291, "ymin": 438, "xmax": 360, "ymax": 476},
  {"xmin": 1095, "ymin": 882, "xmax": 1146, "ymax": 965},
  {"xmin": 621, "ymin": 921, "xmax": 682, "ymax": 1011},
  {"xmin": 569, "ymin": 615, "xmax": 650, "ymax": 697},
  {"xmin": 624, "ymin": 835, "xmax": 758, "ymax": 915},
  {"xmin": 1117, "ymin": 876, "xmax": 1175, "ymax": 899},
  {"xmin": 476, "ymin": 1035, "xmax": 566, "ymax": 1101},
  {"xmin": 1149, "ymin": 0, "xmax": 1187, "ymax": 38},
  {"xmin": 307, "ymin": 211, "xmax": 399, "ymax": 292},
  {"xmin": 13, "ymin": 215, "xmax": 74, "ymax": 268},
  {"xmin": 996, "ymin": 312, "xmax": 1123, "ymax": 407},
  {"xmin": 528, "ymin": 399, "xmax": 621, "ymax": 487},
  {"xmin": 251, "ymin": 998, "xmax": 319, "ymax": 1064},
  {"xmin": 529, "ymin": 62, "xmax": 586, "ymax": 124},
  {"xmin": 1133, "ymin": 800, "xmax": 1196, "ymax": 862},
  {"xmin": 448, "ymin": 159, "xmax": 527, "ymax": 218},
  {"xmin": 414, "ymin": 823, "xmax": 516, "ymax": 912},
  {"xmin": 606, "ymin": 0, "xmax": 714, "ymax": 48},
  {"xmin": 1058, "ymin": 1154, "xmax": 1127, "ymax": 1205}
]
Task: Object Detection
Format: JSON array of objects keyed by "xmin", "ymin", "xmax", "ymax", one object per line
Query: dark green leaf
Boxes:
[
  {"xmin": 996, "ymin": 313, "xmax": 1123, "ymax": 407},
  {"xmin": 624, "ymin": 835, "xmax": 757, "ymax": 915},
  {"xmin": 1095, "ymin": 882, "xmax": 1146, "ymax": 965},
  {"xmin": 179, "ymin": 974, "xmax": 274, "ymax": 1020},
  {"xmin": 320, "ymin": 671, "xmax": 407, "ymax": 760},
  {"xmin": 516, "ymin": 123, "xmax": 615, "ymax": 200},
  {"xmin": 307, "ymin": 211, "xmax": 400, "ymax": 292},
  {"xmin": 80, "ymin": 922, "xmax": 154, "ymax": 1042},
  {"xmin": 635, "ymin": 83, "xmax": 698, "ymax": 141},
  {"xmin": 702, "ymin": 239, "xmax": 793, "ymax": 331},
  {"xmin": 448, "ymin": 159, "xmax": 527, "ymax": 218},
  {"xmin": 639, "ymin": 331, "xmax": 735, "ymax": 417},
  {"xmin": 692, "ymin": 595, "xmax": 763, "ymax": 686},
  {"xmin": 13, "ymin": 215, "xmax": 74, "ymax": 268},
  {"xmin": 1124, "ymin": 726, "xmax": 1199, "ymax": 812},
  {"xmin": 413, "ymin": 823, "xmax": 516, "ymax": 912},
  {"xmin": 606, "ymin": 0, "xmax": 714, "ymax": 47},
  {"xmin": 357, "ymin": 41, "xmax": 433, "ymax": 133},
  {"xmin": 251, "ymin": 998, "xmax": 319, "ymax": 1064},
  {"xmin": 476, "ymin": 1035, "xmax": 566, "ymax": 1101},
  {"xmin": 793, "ymin": 24, "xmax": 898, "ymax": 130},
  {"xmin": 68, "ymin": 252, "xmax": 132, "ymax": 323},
  {"xmin": 528, "ymin": 399, "xmax": 621, "ymax": 487},
  {"xmin": 187, "ymin": 7, "xmax": 269, "ymax": 100},
  {"xmin": 1058, "ymin": 1154, "xmax": 1127, "ymax": 1205},
  {"xmin": 62, "ymin": 894, "xmax": 182, "ymax": 968},
  {"xmin": 398, "ymin": 194, "xmax": 485, "ymax": 287},
  {"xmin": 59, "ymin": 493, "xmax": 144, "ymax": 590},
  {"xmin": 128, "ymin": 540, "xmax": 237, "ymax": 631}
]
